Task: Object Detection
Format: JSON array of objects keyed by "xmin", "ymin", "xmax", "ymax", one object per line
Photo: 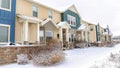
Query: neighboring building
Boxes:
[
  {"xmin": 112, "ymin": 36, "xmax": 120, "ymax": 43},
  {"xmin": 79, "ymin": 20, "xmax": 89, "ymax": 42},
  {"xmin": 15, "ymin": 0, "xmax": 61, "ymax": 44},
  {"xmin": 99, "ymin": 26, "xmax": 105, "ymax": 42},
  {"xmin": 59, "ymin": 5, "xmax": 81, "ymax": 47},
  {"xmin": 0, "ymin": 0, "xmax": 16, "ymax": 44},
  {"xmin": 103, "ymin": 25, "xmax": 112, "ymax": 42},
  {"xmin": 88, "ymin": 23, "xmax": 97, "ymax": 43}
]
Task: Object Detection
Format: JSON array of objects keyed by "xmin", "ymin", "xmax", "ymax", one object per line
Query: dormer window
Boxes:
[
  {"xmin": 0, "ymin": 0, "xmax": 11, "ymax": 11},
  {"xmin": 67, "ymin": 14, "xmax": 76, "ymax": 26}
]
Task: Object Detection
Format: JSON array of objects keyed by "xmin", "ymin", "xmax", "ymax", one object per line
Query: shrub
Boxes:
[
  {"xmin": 31, "ymin": 39, "xmax": 64, "ymax": 66},
  {"xmin": 75, "ymin": 41, "xmax": 88, "ymax": 48},
  {"xmin": 91, "ymin": 52, "xmax": 120, "ymax": 68},
  {"xmin": 17, "ymin": 54, "xmax": 29, "ymax": 65},
  {"xmin": 31, "ymin": 50, "xmax": 64, "ymax": 66}
]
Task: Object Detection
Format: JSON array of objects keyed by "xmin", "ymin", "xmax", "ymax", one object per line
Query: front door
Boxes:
[{"xmin": 62, "ymin": 29, "xmax": 67, "ymax": 47}]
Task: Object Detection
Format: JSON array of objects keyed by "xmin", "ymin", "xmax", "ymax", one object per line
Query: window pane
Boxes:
[
  {"xmin": 33, "ymin": 11, "xmax": 38, "ymax": 17},
  {"xmin": 67, "ymin": 15, "xmax": 71, "ymax": 24},
  {"xmin": 73, "ymin": 17, "xmax": 76, "ymax": 25},
  {"xmin": 1, "ymin": 0, "xmax": 10, "ymax": 9},
  {"xmin": 40, "ymin": 31, "xmax": 44, "ymax": 37},
  {"xmin": 0, "ymin": 26, "xmax": 9, "ymax": 42},
  {"xmin": 32, "ymin": 5, "xmax": 37, "ymax": 12},
  {"xmin": 39, "ymin": 31, "xmax": 44, "ymax": 42},
  {"xmin": 0, "ymin": 0, "xmax": 1, "ymax": 7}
]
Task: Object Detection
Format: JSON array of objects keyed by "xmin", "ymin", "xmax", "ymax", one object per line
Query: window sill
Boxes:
[
  {"xmin": 0, "ymin": 7, "xmax": 11, "ymax": 11},
  {"xmin": 70, "ymin": 25, "xmax": 76, "ymax": 27}
]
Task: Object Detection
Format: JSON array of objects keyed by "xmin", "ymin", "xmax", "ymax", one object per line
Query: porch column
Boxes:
[
  {"xmin": 81, "ymin": 31, "xmax": 84, "ymax": 41},
  {"xmin": 59, "ymin": 28, "xmax": 62, "ymax": 42},
  {"xmin": 23, "ymin": 20, "xmax": 29, "ymax": 45},
  {"xmin": 66, "ymin": 28, "xmax": 69, "ymax": 42},
  {"xmin": 37, "ymin": 23, "xmax": 40, "ymax": 43}
]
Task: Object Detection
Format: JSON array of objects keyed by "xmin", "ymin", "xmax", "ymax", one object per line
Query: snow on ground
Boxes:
[{"xmin": 1, "ymin": 44, "xmax": 120, "ymax": 68}]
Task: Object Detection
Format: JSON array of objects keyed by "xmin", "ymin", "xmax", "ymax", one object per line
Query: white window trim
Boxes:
[
  {"xmin": 48, "ymin": 10, "xmax": 53, "ymax": 18},
  {"xmin": 67, "ymin": 14, "xmax": 76, "ymax": 26},
  {"xmin": 0, "ymin": 0, "xmax": 12, "ymax": 11},
  {"xmin": 32, "ymin": 4, "xmax": 38, "ymax": 17},
  {"xmin": 0, "ymin": 24, "xmax": 10, "ymax": 44}
]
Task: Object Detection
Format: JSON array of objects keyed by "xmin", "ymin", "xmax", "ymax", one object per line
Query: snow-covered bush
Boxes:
[
  {"xmin": 31, "ymin": 39, "xmax": 64, "ymax": 66},
  {"xmin": 75, "ymin": 41, "xmax": 88, "ymax": 48},
  {"xmin": 91, "ymin": 52, "xmax": 120, "ymax": 68},
  {"xmin": 31, "ymin": 50, "xmax": 64, "ymax": 66},
  {"xmin": 17, "ymin": 54, "xmax": 29, "ymax": 65}
]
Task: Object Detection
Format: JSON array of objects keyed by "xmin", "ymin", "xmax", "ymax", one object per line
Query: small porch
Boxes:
[
  {"xmin": 57, "ymin": 22, "xmax": 71, "ymax": 49},
  {"xmin": 39, "ymin": 18, "xmax": 59, "ymax": 44},
  {"xmin": 16, "ymin": 14, "xmax": 42, "ymax": 45}
]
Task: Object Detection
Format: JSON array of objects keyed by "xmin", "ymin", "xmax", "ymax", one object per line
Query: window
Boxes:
[
  {"xmin": 72, "ymin": 17, "xmax": 76, "ymax": 25},
  {"xmin": 0, "ymin": 24, "xmax": 10, "ymax": 43},
  {"xmin": 90, "ymin": 25, "xmax": 93, "ymax": 31},
  {"xmin": 46, "ymin": 31, "xmax": 53, "ymax": 42},
  {"xmin": 104, "ymin": 29, "xmax": 107, "ymax": 32},
  {"xmin": 0, "ymin": 0, "xmax": 11, "ymax": 11},
  {"xmin": 39, "ymin": 31, "xmax": 44, "ymax": 42},
  {"xmin": 67, "ymin": 14, "xmax": 76, "ymax": 26},
  {"xmin": 48, "ymin": 10, "xmax": 52, "ymax": 18},
  {"xmin": 57, "ymin": 33, "xmax": 59, "ymax": 39},
  {"xmin": 32, "ymin": 5, "xmax": 38, "ymax": 17},
  {"xmin": 67, "ymin": 15, "xmax": 71, "ymax": 24}
]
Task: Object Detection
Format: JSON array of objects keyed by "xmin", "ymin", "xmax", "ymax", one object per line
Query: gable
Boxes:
[
  {"xmin": 68, "ymin": 5, "xmax": 80, "ymax": 16},
  {"xmin": 61, "ymin": 10, "xmax": 80, "ymax": 29}
]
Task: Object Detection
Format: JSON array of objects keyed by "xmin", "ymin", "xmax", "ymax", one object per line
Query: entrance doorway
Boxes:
[{"xmin": 62, "ymin": 29, "xmax": 67, "ymax": 47}]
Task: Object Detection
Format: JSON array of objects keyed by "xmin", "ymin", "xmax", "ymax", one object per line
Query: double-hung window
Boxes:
[
  {"xmin": 0, "ymin": 0, "xmax": 11, "ymax": 11},
  {"xmin": 32, "ymin": 5, "xmax": 38, "ymax": 17},
  {"xmin": 48, "ymin": 10, "xmax": 53, "ymax": 18},
  {"xmin": 39, "ymin": 30, "xmax": 44, "ymax": 42},
  {"xmin": 0, "ymin": 24, "xmax": 10, "ymax": 43},
  {"xmin": 67, "ymin": 14, "xmax": 76, "ymax": 26}
]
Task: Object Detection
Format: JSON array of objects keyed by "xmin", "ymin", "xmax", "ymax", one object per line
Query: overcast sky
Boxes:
[
  {"xmin": 75, "ymin": 0, "xmax": 120, "ymax": 36},
  {"xmin": 36, "ymin": 0, "xmax": 120, "ymax": 36}
]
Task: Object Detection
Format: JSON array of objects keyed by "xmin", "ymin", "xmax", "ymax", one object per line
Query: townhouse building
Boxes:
[
  {"xmin": 0, "ymin": 0, "xmax": 16, "ymax": 44},
  {"xmin": 15, "ymin": 0, "xmax": 61, "ymax": 45},
  {"xmin": 0, "ymin": 0, "xmax": 112, "ymax": 47},
  {"xmin": 96, "ymin": 24, "xmax": 112, "ymax": 42},
  {"xmin": 79, "ymin": 20, "xmax": 89, "ymax": 42},
  {"xmin": 103, "ymin": 25, "xmax": 112, "ymax": 42},
  {"xmin": 81, "ymin": 20, "xmax": 113, "ymax": 44},
  {"xmin": 59, "ymin": 5, "xmax": 81, "ymax": 48},
  {"xmin": 15, "ymin": 0, "xmax": 82, "ymax": 48}
]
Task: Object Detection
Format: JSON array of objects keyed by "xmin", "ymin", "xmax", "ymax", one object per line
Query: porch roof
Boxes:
[
  {"xmin": 17, "ymin": 14, "xmax": 42, "ymax": 23},
  {"xmin": 103, "ymin": 31, "xmax": 113, "ymax": 36},
  {"xmin": 57, "ymin": 21, "xmax": 71, "ymax": 29},
  {"xmin": 78, "ymin": 24, "xmax": 86, "ymax": 30},
  {"xmin": 41, "ymin": 18, "xmax": 58, "ymax": 28}
]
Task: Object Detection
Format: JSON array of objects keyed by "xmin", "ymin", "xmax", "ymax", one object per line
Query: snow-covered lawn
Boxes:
[{"xmin": 1, "ymin": 44, "xmax": 120, "ymax": 68}]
